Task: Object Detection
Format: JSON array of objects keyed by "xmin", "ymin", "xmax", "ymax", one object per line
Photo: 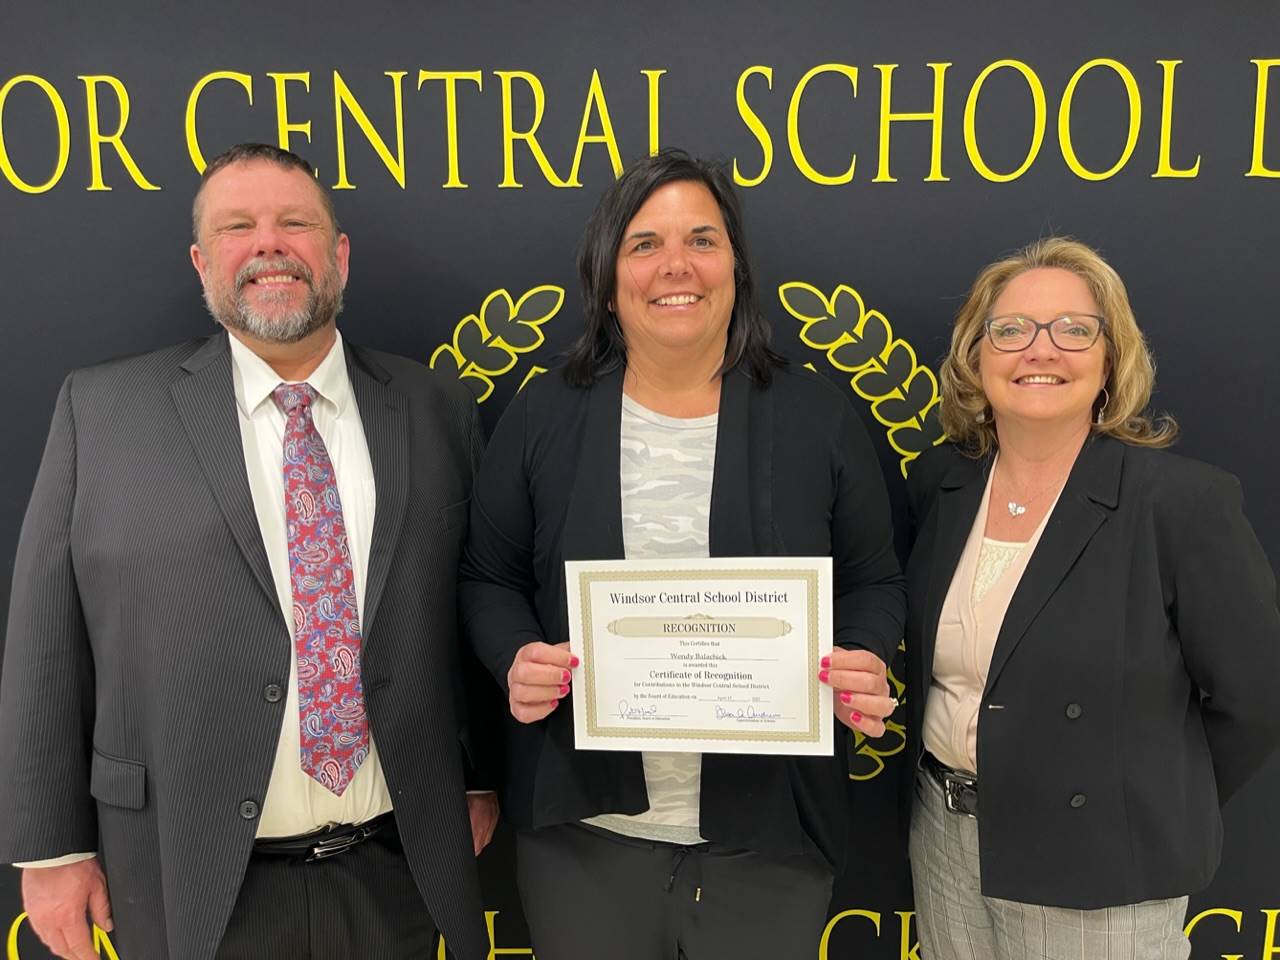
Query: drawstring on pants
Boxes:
[{"xmin": 665, "ymin": 846, "xmax": 703, "ymax": 902}]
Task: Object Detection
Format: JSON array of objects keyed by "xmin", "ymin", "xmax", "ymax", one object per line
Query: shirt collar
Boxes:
[{"xmin": 227, "ymin": 329, "xmax": 352, "ymax": 418}]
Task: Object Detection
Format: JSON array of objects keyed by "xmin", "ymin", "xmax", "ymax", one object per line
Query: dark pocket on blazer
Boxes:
[
  {"xmin": 90, "ymin": 749, "xmax": 147, "ymax": 810},
  {"xmin": 440, "ymin": 497, "xmax": 470, "ymax": 533}
]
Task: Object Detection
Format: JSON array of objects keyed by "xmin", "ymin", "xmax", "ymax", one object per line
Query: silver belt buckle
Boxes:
[
  {"xmin": 942, "ymin": 771, "xmax": 978, "ymax": 819},
  {"xmin": 305, "ymin": 826, "xmax": 368, "ymax": 861}
]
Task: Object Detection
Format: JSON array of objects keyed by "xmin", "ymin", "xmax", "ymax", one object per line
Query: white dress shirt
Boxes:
[
  {"xmin": 19, "ymin": 331, "xmax": 392, "ymax": 866},
  {"xmin": 231, "ymin": 330, "xmax": 393, "ymax": 837}
]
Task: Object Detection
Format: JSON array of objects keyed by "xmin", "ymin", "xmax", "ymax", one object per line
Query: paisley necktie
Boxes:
[{"xmin": 273, "ymin": 382, "xmax": 369, "ymax": 796}]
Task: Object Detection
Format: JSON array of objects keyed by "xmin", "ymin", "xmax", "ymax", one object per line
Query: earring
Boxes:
[
  {"xmin": 975, "ymin": 408, "xmax": 988, "ymax": 424},
  {"xmin": 1095, "ymin": 387, "xmax": 1110, "ymax": 425}
]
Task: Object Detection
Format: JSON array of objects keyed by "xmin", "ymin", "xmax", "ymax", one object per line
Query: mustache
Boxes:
[{"xmin": 234, "ymin": 257, "xmax": 314, "ymax": 291}]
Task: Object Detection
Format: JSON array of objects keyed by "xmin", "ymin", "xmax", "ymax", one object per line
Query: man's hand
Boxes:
[
  {"xmin": 506, "ymin": 641, "xmax": 578, "ymax": 723},
  {"xmin": 818, "ymin": 648, "xmax": 896, "ymax": 737},
  {"xmin": 467, "ymin": 792, "xmax": 500, "ymax": 855},
  {"xmin": 21, "ymin": 858, "xmax": 112, "ymax": 960}
]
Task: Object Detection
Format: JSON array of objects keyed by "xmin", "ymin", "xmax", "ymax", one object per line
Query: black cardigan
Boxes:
[
  {"xmin": 460, "ymin": 364, "xmax": 905, "ymax": 869},
  {"xmin": 904, "ymin": 437, "xmax": 1280, "ymax": 908}
]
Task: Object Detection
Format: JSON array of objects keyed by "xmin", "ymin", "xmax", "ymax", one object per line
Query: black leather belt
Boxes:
[
  {"xmin": 922, "ymin": 752, "xmax": 978, "ymax": 819},
  {"xmin": 253, "ymin": 813, "xmax": 392, "ymax": 862}
]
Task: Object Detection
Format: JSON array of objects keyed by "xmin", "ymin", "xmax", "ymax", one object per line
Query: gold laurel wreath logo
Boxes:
[
  {"xmin": 429, "ymin": 285, "xmax": 564, "ymax": 402},
  {"xmin": 779, "ymin": 283, "xmax": 941, "ymax": 779},
  {"xmin": 779, "ymin": 282, "xmax": 945, "ymax": 477}
]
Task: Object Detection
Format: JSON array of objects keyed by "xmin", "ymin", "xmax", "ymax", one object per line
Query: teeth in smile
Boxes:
[
  {"xmin": 1018, "ymin": 375, "xmax": 1064, "ymax": 385},
  {"xmin": 252, "ymin": 275, "xmax": 298, "ymax": 285},
  {"xmin": 654, "ymin": 295, "xmax": 700, "ymax": 306}
]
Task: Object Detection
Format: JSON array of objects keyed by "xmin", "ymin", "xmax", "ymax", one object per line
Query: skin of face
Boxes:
[
  {"xmin": 979, "ymin": 267, "xmax": 1108, "ymax": 433},
  {"xmin": 190, "ymin": 160, "xmax": 350, "ymax": 344},
  {"xmin": 612, "ymin": 180, "xmax": 736, "ymax": 367}
]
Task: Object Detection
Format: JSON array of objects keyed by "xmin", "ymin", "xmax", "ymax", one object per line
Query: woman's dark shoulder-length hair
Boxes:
[{"xmin": 564, "ymin": 148, "xmax": 784, "ymax": 387}]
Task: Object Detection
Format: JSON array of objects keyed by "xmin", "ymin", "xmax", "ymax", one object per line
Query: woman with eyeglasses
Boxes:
[{"xmin": 902, "ymin": 237, "xmax": 1280, "ymax": 960}]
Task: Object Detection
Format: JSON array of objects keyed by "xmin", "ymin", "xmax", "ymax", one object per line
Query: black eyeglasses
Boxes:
[{"xmin": 983, "ymin": 314, "xmax": 1106, "ymax": 352}]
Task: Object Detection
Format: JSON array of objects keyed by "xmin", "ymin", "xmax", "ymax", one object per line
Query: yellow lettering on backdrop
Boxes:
[
  {"xmin": 565, "ymin": 69, "xmax": 623, "ymax": 187},
  {"xmin": 787, "ymin": 64, "xmax": 859, "ymax": 185},
  {"xmin": 185, "ymin": 72, "xmax": 253, "ymax": 173},
  {"xmin": 1058, "ymin": 58, "xmax": 1141, "ymax": 181},
  {"xmin": 818, "ymin": 909, "xmax": 881, "ymax": 958},
  {"xmin": 733, "ymin": 65, "xmax": 774, "ymax": 187},
  {"xmin": 875, "ymin": 62, "xmax": 951, "ymax": 183},
  {"xmin": 963, "ymin": 59, "xmax": 1046, "ymax": 182},
  {"xmin": 80, "ymin": 75, "xmax": 160, "ymax": 191},
  {"xmin": 495, "ymin": 70, "xmax": 568, "ymax": 188},
  {"xmin": 0, "ymin": 74, "xmax": 70, "ymax": 193},
  {"xmin": 1153, "ymin": 60, "xmax": 1200, "ymax": 177},
  {"xmin": 1247, "ymin": 59, "xmax": 1280, "ymax": 177},
  {"xmin": 418, "ymin": 70, "xmax": 483, "ymax": 188},
  {"xmin": 332, "ymin": 70, "xmax": 407, "ymax": 190},
  {"xmin": 269, "ymin": 72, "xmax": 314, "ymax": 166},
  {"xmin": 5, "ymin": 913, "xmax": 119, "ymax": 959},
  {"xmin": 896, "ymin": 911, "xmax": 922, "ymax": 960},
  {"xmin": 1183, "ymin": 907, "xmax": 1244, "ymax": 959},
  {"xmin": 643, "ymin": 68, "xmax": 666, "ymax": 155},
  {"xmin": 1262, "ymin": 909, "xmax": 1280, "ymax": 960}
]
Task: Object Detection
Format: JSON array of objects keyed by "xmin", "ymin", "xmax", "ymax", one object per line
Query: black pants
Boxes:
[
  {"xmin": 516, "ymin": 823, "xmax": 833, "ymax": 960},
  {"xmin": 216, "ymin": 817, "xmax": 437, "ymax": 960}
]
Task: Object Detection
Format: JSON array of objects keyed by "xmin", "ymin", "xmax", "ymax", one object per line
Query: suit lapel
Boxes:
[
  {"xmin": 920, "ymin": 455, "xmax": 987, "ymax": 672},
  {"xmin": 561, "ymin": 368, "xmax": 626, "ymax": 563},
  {"xmin": 346, "ymin": 344, "xmax": 409, "ymax": 642},
  {"xmin": 708, "ymin": 370, "xmax": 769, "ymax": 557},
  {"xmin": 171, "ymin": 333, "xmax": 278, "ymax": 611},
  {"xmin": 984, "ymin": 436, "xmax": 1123, "ymax": 691}
]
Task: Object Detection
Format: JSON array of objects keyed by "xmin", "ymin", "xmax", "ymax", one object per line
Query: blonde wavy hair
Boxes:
[{"xmin": 939, "ymin": 236, "xmax": 1177, "ymax": 457}]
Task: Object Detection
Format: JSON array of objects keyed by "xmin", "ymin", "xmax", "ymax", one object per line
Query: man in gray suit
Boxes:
[{"xmin": 0, "ymin": 144, "xmax": 497, "ymax": 960}]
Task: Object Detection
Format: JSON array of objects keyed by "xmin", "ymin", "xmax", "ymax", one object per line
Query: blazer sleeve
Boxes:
[
  {"xmin": 1173, "ymin": 471, "xmax": 1280, "ymax": 803},
  {"xmin": 0, "ymin": 375, "xmax": 98, "ymax": 862},
  {"xmin": 458, "ymin": 387, "xmax": 548, "ymax": 693},
  {"xmin": 830, "ymin": 402, "xmax": 907, "ymax": 665},
  {"xmin": 455, "ymin": 397, "xmax": 505, "ymax": 791}
]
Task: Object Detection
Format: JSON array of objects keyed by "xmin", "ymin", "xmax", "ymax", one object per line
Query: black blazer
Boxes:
[
  {"xmin": 904, "ymin": 436, "xmax": 1280, "ymax": 908},
  {"xmin": 460, "ymin": 364, "xmax": 905, "ymax": 869},
  {"xmin": 0, "ymin": 333, "xmax": 490, "ymax": 960}
]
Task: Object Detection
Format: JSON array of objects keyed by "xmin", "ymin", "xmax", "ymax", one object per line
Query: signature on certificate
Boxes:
[
  {"xmin": 714, "ymin": 704, "xmax": 782, "ymax": 721},
  {"xmin": 616, "ymin": 700, "xmax": 660, "ymax": 720}
]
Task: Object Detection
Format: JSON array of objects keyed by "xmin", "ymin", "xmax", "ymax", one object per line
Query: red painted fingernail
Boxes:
[
  {"xmin": 561, "ymin": 669, "xmax": 571, "ymax": 683},
  {"xmin": 818, "ymin": 669, "xmax": 830, "ymax": 684},
  {"xmin": 820, "ymin": 655, "xmax": 831, "ymax": 669},
  {"xmin": 570, "ymin": 656, "xmax": 581, "ymax": 668},
  {"xmin": 840, "ymin": 691, "xmax": 852, "ymax": 705},
  {"xmin": 559, "ymin": 684, "xmax": 570, "ymax": 697},
  {"xmin": 549, "ymin": 699, "xmax": 559, "ymax": 710},
  {"xmin": 851, "ymin": 711, "xmax": 863, "ymax": 723}
]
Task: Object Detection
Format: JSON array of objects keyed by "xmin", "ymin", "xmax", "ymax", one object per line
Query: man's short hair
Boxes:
[{"xmin": 191, "ymin": 143, "xmax": 340, "ymax": 243}]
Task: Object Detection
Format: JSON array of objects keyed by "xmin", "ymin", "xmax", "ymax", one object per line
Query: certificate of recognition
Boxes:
[{"xmin": 565, "ymin": 557, "xmax": 833, "ymax": 756}]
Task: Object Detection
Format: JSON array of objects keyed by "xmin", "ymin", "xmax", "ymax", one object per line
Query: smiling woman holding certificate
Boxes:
[{"xmin": 460, "ymin": 149, "xmax": 905, "ymax": 959}]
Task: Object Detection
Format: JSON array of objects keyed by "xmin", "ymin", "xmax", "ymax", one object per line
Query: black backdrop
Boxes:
[{"xmin": 2, "ymin": 1, "xmax": 1279, "ymax": 956}]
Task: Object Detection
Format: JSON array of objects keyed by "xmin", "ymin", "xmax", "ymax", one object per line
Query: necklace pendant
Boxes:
[{"xmin": 1007, "ymin": 501, "xmax": 1027, "ymax": 518}]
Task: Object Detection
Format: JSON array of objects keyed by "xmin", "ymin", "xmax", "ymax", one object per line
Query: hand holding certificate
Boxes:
[{"xmin": 565, "ymin": 557, "xmax": 834, "ymax": 755}]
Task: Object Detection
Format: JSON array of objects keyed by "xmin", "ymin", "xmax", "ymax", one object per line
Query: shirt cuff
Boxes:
[{"xmin": 13, "ymin": 852, "xmax": 97, "ymax": 868}]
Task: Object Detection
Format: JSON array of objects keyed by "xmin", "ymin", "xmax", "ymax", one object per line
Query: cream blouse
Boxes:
[{"xmin": 922, "ymin": 463, "xmax": 1062, "ymax": 774}]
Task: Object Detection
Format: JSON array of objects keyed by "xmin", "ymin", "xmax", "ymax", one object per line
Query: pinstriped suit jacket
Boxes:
[{"xmin": 0, "ymin": 331, "xmax": 490, "ymax": 960}]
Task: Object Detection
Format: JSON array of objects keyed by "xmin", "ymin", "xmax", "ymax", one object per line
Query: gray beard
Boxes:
[{"xmin": 204, "ymin": 257, "xmax": 344, "ymax": 344}]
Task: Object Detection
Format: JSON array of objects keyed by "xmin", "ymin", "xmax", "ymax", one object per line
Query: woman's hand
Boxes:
[
  {"xmin": 817, "ymin": 648, "xmax": 896, "ymax": 737},
  {"xmin": 507, "ymin": 640, "xmax": 578, "ymax": 723}
]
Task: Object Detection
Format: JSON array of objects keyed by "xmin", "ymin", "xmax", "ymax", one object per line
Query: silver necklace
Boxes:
[{"xmin": 1000, "ymin": 470, "xmax": 1067, "ymax": 518}]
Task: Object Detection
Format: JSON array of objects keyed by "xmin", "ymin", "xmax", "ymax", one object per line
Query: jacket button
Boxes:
[
  {"xmin": 239, "ymin": 800, "xmax": 260, "ymax": 820},
  {"xmin": 263, "ymin": 683, "xmax": 283, "ymax": 703},
  {"xmin": 1065, "ymin": 702, "xmax": 1083, "ymax": 719},
  {"xmin": 1069, "ymin": 793, "xmax": 1087, "ymax": 809}
]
